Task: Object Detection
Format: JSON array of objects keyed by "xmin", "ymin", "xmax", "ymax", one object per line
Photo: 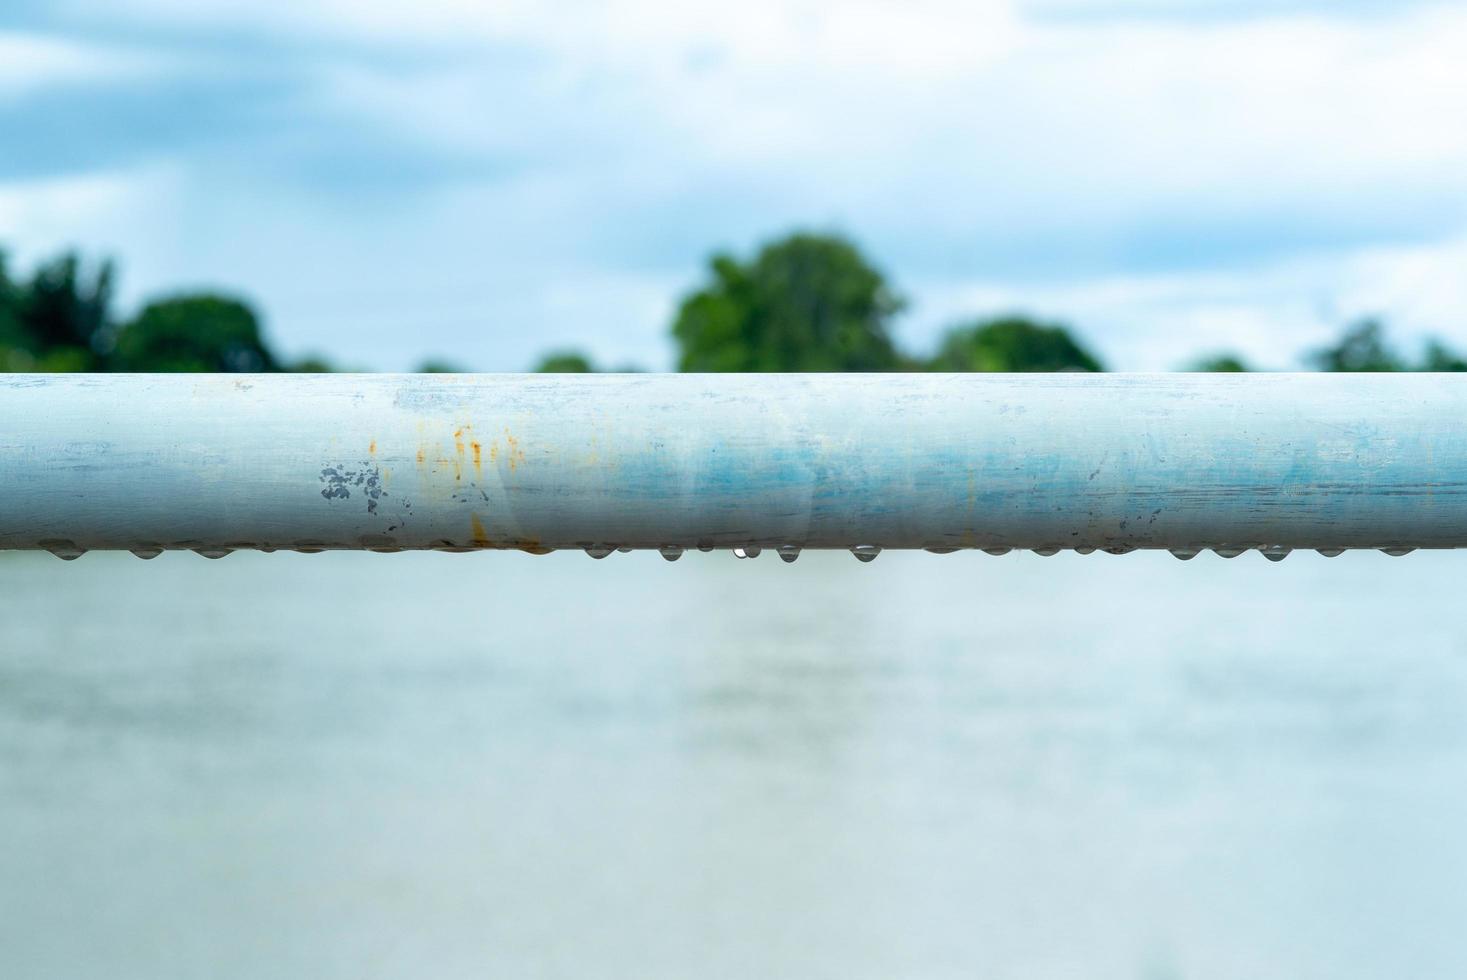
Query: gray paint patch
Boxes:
[{"xmin": 320, "ymin": 462, "xmax": 388, "ymax": 513}]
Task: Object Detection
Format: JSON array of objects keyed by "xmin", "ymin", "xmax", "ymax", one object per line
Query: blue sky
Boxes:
[{"xmin": 2, "ymin": 0, "xmax": 1466, "ymax": 370}]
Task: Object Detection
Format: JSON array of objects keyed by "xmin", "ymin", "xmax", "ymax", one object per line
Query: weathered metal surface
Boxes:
[{"xmin": 1, "ymin": 372, "xmax": 1464, "ymax": 559}]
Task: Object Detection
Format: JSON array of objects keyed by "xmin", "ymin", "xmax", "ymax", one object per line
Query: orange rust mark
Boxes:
[
  {"xmin": 368, "ymin": 440, "xmax": 377, "ymax": 455},
  {"xmin": 470, "ymin": 514, "xmax": 491, "ymax": 548},
  {"xmin": 451, "ymin": 423, "xmax": 471, "ymax": 482},
  {"xmin": 471, "ymin": 441, "xmax": 482, "ymax": 472},
  {"xmin": 416, "ymin": 448, "xmax": 426, "ymax": 466},
  {"xmin": 503, "ymin": 429, "xmax": 527, "ymax": 472}
]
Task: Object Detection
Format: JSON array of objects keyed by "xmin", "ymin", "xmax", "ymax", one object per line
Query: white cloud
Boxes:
[
  {"xmin": 0, "ymin": 166, "xmax": 176, "ymax": 253},
  {"xmin": 274, "ymin": 1, "xmax": 1467, "ymax": 246},
  {"xmin": 77, "ymin": 0, "xmax": 1020, "ymax": 73},
  {"xmin": 0, "ymin": 31, "xmax": 163, "ymax": 101},
  {"xmin": 30, "ymin": 0, "xmax": 1467, "ymax": 230}
]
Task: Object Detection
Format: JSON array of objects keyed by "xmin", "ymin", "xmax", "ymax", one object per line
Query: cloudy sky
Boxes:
[{"xmin": 2, "ymin": 0, "xmax": 1465, "ymax": 370}]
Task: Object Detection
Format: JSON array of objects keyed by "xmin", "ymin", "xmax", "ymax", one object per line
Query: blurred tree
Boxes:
[
  {"xmin": 928, "ymin": 316, "xmax": 1103, "ymax": 372},
  {"xmin": 1420, "ymin": 339, "xmax": 1467, "ymax": 372},
  {"xmin": 0, "ymin": 253, "xmax": 24, "ymax": 350},
  {"xmin": 0, "ymin": 255, "xmax": 28, "ymax": 370},
  {"xmin": 416, "ymin": 358, "xmax": 467, "ymax": 373},
  {"xmin": 289, "ymin": 355, "xmax": 336, "ymax": 373},
  {"xmin": 1185, "ymin": 353, "xmax": 1250, "ymax": 372},
  {"xmin": 11, "ymin": 251, "xmax": 115, "ymax": 370},
  {"xmin": 111, "ymin": 295, "xmax": 278, "ymax": 372},
  {"xmin": 672, "ymin": 232, "xmax": 904, "ymax": 372},
  {"xmin": 534, "ymin": 350, "xmax": 595, "ymax": 372},
  {"xmin": 1307, "ymin": 318, "xmax": 1405, "ymax": 372}
]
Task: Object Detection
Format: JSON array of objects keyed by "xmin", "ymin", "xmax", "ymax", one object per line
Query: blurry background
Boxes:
[
  {"xmin": 3, "ymin": 0, "xmax": 1467, "ymax": 374},
  {"xmin": 4, "ymin": 2, "xmax": 1467, "ymax": 978}
]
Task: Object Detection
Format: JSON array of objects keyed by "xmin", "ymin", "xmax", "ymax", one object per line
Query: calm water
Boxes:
[{"xmin": 1, "ymin": 548, "xmax": 1465, "ymax": 979}]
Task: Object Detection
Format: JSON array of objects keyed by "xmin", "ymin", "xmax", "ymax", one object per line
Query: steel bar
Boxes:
[{"xmin": 1, "ymin": 372, "xmax": 1465, "ymax": 559}]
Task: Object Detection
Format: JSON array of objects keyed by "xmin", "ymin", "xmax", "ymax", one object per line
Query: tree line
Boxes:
[
  {"xmin": 3, "ymin": 233, "xmax": 1464, "ymax": 374},
  {"xmin": 0, "ymin": 253, "xmax": 288, "ymax": 373}
]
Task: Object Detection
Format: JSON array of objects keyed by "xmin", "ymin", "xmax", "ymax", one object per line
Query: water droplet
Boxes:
[
  {"xmin": 40, "ymin": 539, "xmax": 85, "ymax": 561},
  {"xmin": 1316, "ymin": 548, "xmax": 1344, "ymax": 558},
  {"xmin": 1261, "ymin": 547, "xmax": 1291, "ymax": 562},
  {"xmin": 659, "ymin": 546, "xmax": 683, "ymax": 562},
  {"xmin": 584, "ymin": 545, "xmax": 612, "ymax": 559},
  {"xmin": 1104, "ymin": 546, "xmax": 1134, "ymax": 555},
  {"xmin": 130, "ymin": 547, "xmax": 163, "ymax": 560},
  {"xmin": 193, "ymin": 547, "xmax": 233, "ymax": 559},
  {"xmin": 1075, "ymin": 547, "xmax": 1096, "ymax": 555},
  {"xmin": 924, "ymin": 547, "xmax": 958, "ymax": 555},
  {"xmin": 1169, "ymin": 548, "xmax": 1199, "ymax": 560},
  {"xmin": 982, "ymin": 547, "xmax": 1012, "ymax": 556},
  {"xmin": 1213, "ymin": 547, "xmax": 1245, "ymax": 558},
  {"xmin": 1033, "ymin": 547, "xmax": 1059, "ymax": 556},
  {"xmin": 733, "ymin": 546, "xmax": 762, "ymax": 559},
  {"xmin": 777, "ymin": 546, "xmax": 801, "ymax": 563},
  {"xmin": 1381, "ymin": 547, "xmax": 1415, "ymax": 557},
  {"xmin": 616, "ymin": 546, "xmax": 633, "ymax": 553},
  {"xmin": 850, "ymin": 545, "xmax": 881, "ymax": 563},
  {"xmin": 696, "ymin": 544, "xmax": 714, "ymax": 553}
]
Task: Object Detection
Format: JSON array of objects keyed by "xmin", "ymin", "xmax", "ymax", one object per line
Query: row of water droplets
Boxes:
[
  {"xmin": 40, "ymin": 540, "xmax": 306, "ymax": 561},
  {"xmin": 579, "ymin": 543, "xmax": 1415, "ymax": 563},
  {"xmin": 589, "ymin": 544, "xmax": 882, "ymax": 563},
  {"xmin": 38, "ymin": 543, "xmax": 1420, "ymax": 562}
]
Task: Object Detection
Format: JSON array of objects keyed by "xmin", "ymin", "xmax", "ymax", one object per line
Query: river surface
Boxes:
[{"xmin": 1, "ymin": 548, "xmax": 1464, "ymax": 979}]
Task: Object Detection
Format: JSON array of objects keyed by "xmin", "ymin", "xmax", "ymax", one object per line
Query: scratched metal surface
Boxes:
[{"xmin": 1, "ymin": 372, "xmax": 1465, "ymax": 556}]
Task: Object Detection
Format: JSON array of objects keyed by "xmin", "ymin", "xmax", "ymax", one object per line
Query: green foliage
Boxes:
[
  {"xmin": 111, "ymin": 295, "xmax": 278, "ymax": 372},
  {"xmin": 1306, "ymin": 319, "xmax": 1467, "ymax": 372},
  {"xmin": 929, "ymin": 316, "xmax": 1103, "ymax": 373},
  {"xmin": 289, "ymin": 355, "xmax": 336, "ymax": 373},
  {"xmin": 0, "ymin": 347, "xmax": 36, "ymax": 371},
  {"xmin": 416, "ymin": 358, "xmax": 467, "ymax": 374},
  {"xmin": 672, "ymin": 232, "xmax": 904, "ymax": 372},
  {"xmin": 33, "ymin": 347, "xmax": 97, "ymax": 372},
  {"xmin": 534, "ymin": 350, "xmax": 595, "ymax": 373},
  {"xmin": 0, "ymin": 254, "xmax": 26, "ymax": 353},
  {"xmin": 1421, "ymin": 340, "xmax": 1467, "ymax": 372},
  {"xmin": 1307, "ymin": 318, "xmax": 1405, "ymax": 372},
  {"xmin": 1186, "ymin": 353, "xmax": 1250, "ymax": 372},
  {"xmin": 0, "ymin": 251, "xmax": 115, "ymax": 370},
  {"xmin": 22, "ymin": 253, "xmax": 115, "ymax": 364}
]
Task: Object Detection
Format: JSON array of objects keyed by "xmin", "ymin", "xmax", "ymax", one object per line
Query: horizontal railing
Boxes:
[{"xmin": 1, "ymin": 373, "xmax": 1463, "ymax": 560}]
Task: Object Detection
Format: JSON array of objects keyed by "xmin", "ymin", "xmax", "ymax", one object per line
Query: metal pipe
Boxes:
[{"xmin": 1, "ymin": 373, "xmax": 1464, "ymax": 560}]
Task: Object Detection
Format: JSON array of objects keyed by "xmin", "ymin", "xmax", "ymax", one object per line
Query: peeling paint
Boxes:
[{"xmin": 320, "ymin": 462, "xmax": 388, "ymax": 514}]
